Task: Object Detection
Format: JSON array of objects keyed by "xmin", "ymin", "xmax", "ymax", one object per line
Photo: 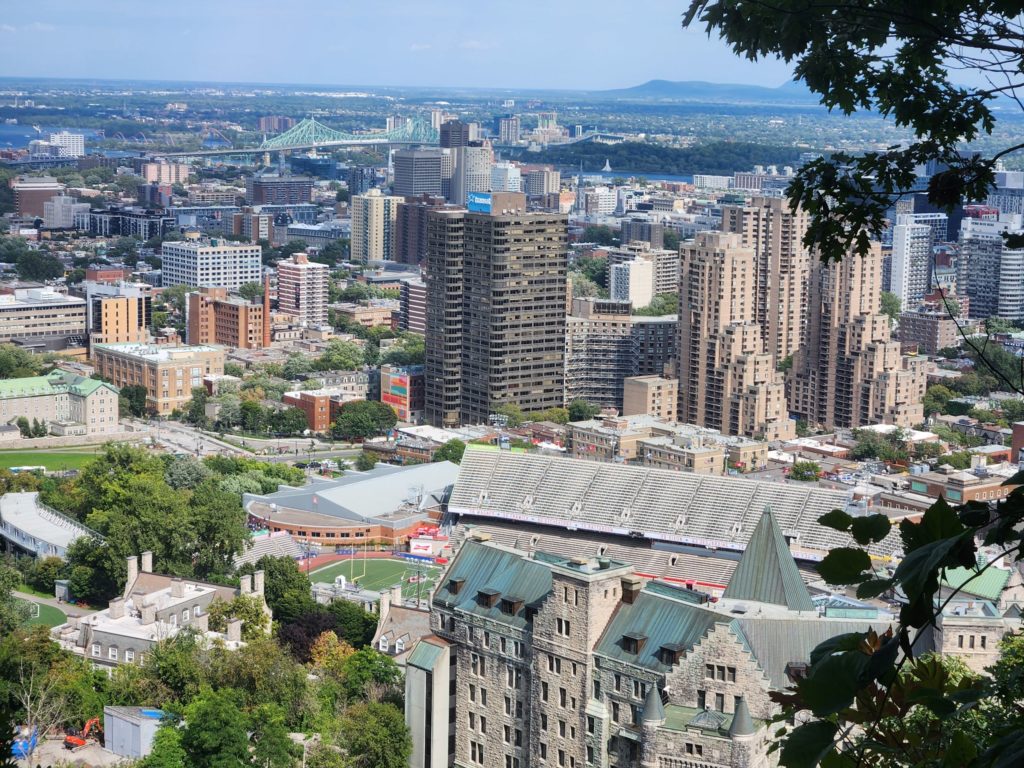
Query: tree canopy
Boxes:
[
  {"xmin": 331, "ymin": 400, "xmax": 397, "ymax": 440},
  {"xmin": 684, "ymin": 0, "xmax": 1024, "ymax": 262}
]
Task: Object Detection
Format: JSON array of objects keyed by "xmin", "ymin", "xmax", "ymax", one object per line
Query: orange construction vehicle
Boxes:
[{"xmin": 63, "ymin": 717, "xmax": 102, "ymax": 751}]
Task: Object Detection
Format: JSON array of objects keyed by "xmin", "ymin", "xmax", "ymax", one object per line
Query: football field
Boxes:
[{"xmin": 310, "ymin": 557, "xmax": 441, "ymax": 599}]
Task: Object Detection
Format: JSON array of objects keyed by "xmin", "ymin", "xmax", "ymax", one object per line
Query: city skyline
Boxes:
[{"xmin": 0, "ymin": 0, "xmax": 797, "ymax": 90}]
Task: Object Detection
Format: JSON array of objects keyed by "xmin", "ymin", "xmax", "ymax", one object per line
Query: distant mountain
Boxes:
[{"xmin": 598, "ymin": 79, "xmax": 820, "ymax": 105}]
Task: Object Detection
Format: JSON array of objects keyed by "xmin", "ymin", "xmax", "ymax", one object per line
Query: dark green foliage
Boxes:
[
  {"xmin": 531, "ymin": 140, "xmax": 802, "ymax": 176},
  {"xmin": 581, "ymin": 227, "xmax": 616, "ymax": 247},
  {"xmin": 0, "ymin": 344, "xmax": 52, "ymax": 379},
  {"xmin": 788, "ymin": 461, "xmax": 821, "ymax": 482},
  {"xmin": 573, "ymin": 253, "xmax": 609, "ymax": 286},
  {"xmin": 631, "ymin": 292, "xmax": 679, "ymax": 316},
  {"xmin": 434, "ymin": 438, "xmax": 466, "ymax": 464},
  {"xmin": 353, "ymin": 451, "xmax": 377, "ymax": 471},
  {"xmin": 684, "ymin": 1, "xmax": 1020, "ymax": 266},
  {"xmin": 237, "ymin": 281, "xmax": 264, "ymax": 301},
  {"xmin": 568, "ymin": 398, "xmax": 601, "ymax": 422},
  {"xmin": 338, "ymin": 702, "xmax": 411, "ymax": 768},
  {"xmin": 180, "ymin": 688, "xmax": 251, "ymax": 768},
  {"xmin": 331, "ymin": 400, "xmax": 397, "ymax": 440},
  {"xmin": 236, "ymin": 555, "xmax": 313, "ymax": 624},
  {"xmin": 15, "ymin": 251, "xmax": 64, "ymax": 281},
  {"xmin": 51, "ymin": 445, "xmax": 251, "ymax": 602},
  {"xmin": 850, "ymin": 428, "xmax": 909, "ymax": 463},
  {"xmin": 119, "ymin": 384, "xmax": 149, "ymax": 417}
]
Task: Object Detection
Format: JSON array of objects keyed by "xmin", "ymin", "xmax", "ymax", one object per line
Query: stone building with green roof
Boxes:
[
  {"xmin": 0, "ymin": 369, "xmax": 119, "ymax": 437},
  {"xmin": 405, "ymin": 509, "xmax": 890, "ymax": 768}
]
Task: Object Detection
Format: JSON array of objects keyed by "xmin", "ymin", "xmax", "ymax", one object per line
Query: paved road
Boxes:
[{"xmin": 14, "ymin": 591, "xmax": 97, "ymax": 615}]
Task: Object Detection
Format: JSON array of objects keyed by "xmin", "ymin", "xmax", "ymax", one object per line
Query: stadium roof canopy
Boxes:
[{"xmin": 449, "ymin": 447, "xmax": 900, "ymax": 561}]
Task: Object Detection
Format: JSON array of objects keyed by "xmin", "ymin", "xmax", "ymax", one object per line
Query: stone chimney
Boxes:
[
  {"xmin": 171, "ymin": 578, "xmax": 184, "ymax": 598},
  {"xmin": 108, "ymin": 597, "xmax": 125, "ymax": 619},
  {"xmin": 253, "ymin": 570, "xmax": 265, "ymax": 596},
  {"xmin": 239, "ymin": 575, "xmax": 252, "ymax": 595},
  {"xmin": 141, "ymin": 604, "xmax": 156, "ymax": 625},
  {"xmin": 125, "ymin": 556, "xmax": 138, "ymax": 592},
  {"xmin": 621, "ymin": 575, "xmax": 644, "ymax": 605},
  {"xmin": 141, "ymin": 551, "xmax": 153, "ymax": 573},
  {"xmin": 193, "ymin": 613, "xmax": 209, "ymax": 632},
  {"xmin": 226, "ymin": 618, "xmax": 242, "ymax": 642}
]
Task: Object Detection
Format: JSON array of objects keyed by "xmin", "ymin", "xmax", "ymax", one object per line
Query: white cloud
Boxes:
[
  {"xmin": 27, "ymin": 22, "xmax": 55, "ymax": 32},
  {"xmin": 409, "ymin": 43, "xmax": 432, "ymax": 51},
  {"xmin": 0, "ymin": 24, "xmax": 16, "ymax": 33},
  {"xmin": 459, "ymin": 40, "xmax": 489, "ymax": 50}
]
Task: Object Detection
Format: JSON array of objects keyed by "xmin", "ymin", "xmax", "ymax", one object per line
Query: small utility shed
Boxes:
[{"xmin": 104, "ymin": 706, "xmax": 164, "ymax": 758}]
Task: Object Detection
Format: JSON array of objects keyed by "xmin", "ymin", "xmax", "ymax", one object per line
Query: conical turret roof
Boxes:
[{"xmin": 722, "ymin": 507, "xmax": 814, "ymax": 612}]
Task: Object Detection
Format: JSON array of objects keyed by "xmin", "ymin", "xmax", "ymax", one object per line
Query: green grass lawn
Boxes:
[
  {"xmin": 16, "ymin": 583, "xmax": 52, "ymax": 599},
  {"xmin": 311, "ymin": 558, "xmax": 441, "ymax": 599},
  {"xmin": 0, "ymin": 447, "xmax": 102, "ymax": 471},
  {"xmin": 19, "ymin": 600, "xmax": 66, "ymax": 628}
]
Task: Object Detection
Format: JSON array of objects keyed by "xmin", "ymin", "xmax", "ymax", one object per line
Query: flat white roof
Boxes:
[{"xmin": 0, "ymin": 492, "xmax": 95, "ymax": 550}]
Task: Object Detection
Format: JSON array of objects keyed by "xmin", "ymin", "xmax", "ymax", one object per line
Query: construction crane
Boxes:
[{"xmin": 63, "ymin": 717, "xmax": 102, "ymax": 751}]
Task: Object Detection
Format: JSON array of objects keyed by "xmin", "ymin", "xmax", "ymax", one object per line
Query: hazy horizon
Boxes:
[{"xmin": 0, "ymin": 0, "xmax": 795, "ymax": 90}]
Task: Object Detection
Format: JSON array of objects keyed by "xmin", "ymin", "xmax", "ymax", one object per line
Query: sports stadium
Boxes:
[{"xmin": 442, "ymin": 446, "xmax": 902, "ymax": 593}]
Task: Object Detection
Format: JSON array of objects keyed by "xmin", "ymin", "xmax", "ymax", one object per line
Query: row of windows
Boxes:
[
  {"xmin": 466, "ymin": 626, "xmax": 525, "ymax": 657},
  {"xmin": 91, "ymin": 644, "xmax": 139, "ymax": 663},
  {"xmin": 705, "ymin": 664, "xmax": 737, "ymax": 682}
]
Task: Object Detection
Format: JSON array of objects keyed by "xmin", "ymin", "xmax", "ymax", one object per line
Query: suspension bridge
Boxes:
[{"xmin": 152, "ymin": 117, "xmax": 440, "ymax": 158}]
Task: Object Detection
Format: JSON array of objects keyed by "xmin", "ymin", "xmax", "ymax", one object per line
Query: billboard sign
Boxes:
[{"xmin": 467, "ymin": 191, "xmax": 492, "ymax": 213}]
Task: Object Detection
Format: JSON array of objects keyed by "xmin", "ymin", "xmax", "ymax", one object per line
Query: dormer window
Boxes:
[
  {"xmin": 379, "ymin": 637, "xmax": 390, "ymax": 653},
  {"xmin": 622, "ymin": 632, "xmax": 647, "ymax": 655},
  {"xmin": 448, "ymin": 577, "xmax": 465, "ymax": 595},
  {"xmin": 477, "ymin": 588, "xmax": 501, "ymax": 608},
  {"xmin": 395, "ymin": 638, "xmax": 406, "ymax": 654},
  {"xmin": 659, "ymin": 643, "xmax": 684, "ymax": 665},
  {"xmin": 500, "ymin": 597, "xmax": 523, "ymax": 616}
]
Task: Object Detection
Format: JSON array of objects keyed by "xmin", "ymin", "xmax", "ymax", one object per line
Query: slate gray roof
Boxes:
[
  {"xmin": 722, "ymin": 508, "xmax": 814, "ymax": 612},
  {"xmin": 732, "ymin": 616, "xmax": 884, "ymax": 689}
]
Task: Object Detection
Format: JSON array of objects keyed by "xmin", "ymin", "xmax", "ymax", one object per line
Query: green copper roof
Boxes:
[
  {"xmin": 722, "ymin": 508, "xmax": 814, "ymax": 612},
  {"xmin": 433, "ymin": 539, "xmax": 552, "ymax": 628},
  {"xmin": 0, "ymin": 375, "xmax": 59, "ymax": 399},
  {"xmin": 0, "ymin": 370, "xmax": 116, "ymax": 401},
  {"xmin": 941, "ymin": 553, "xmax": 1012, "ymax": 602},
  {"xmin": 593, "ymin": 589, "xmax": 730, "ymax": 671},
  {"xmin": 407, "ymin": 639, "xmax": 447, "ymax": 672}
]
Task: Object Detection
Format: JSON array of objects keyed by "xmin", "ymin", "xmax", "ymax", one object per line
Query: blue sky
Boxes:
[{"xmin": 0, "ymin": 0, "xmax": 795, "ymax": 90}]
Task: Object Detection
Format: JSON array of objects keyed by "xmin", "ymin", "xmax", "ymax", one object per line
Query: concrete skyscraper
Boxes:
[
  {"xmin": 720, "ymin": 197, "xmax": 811, "ymax": 361},
  {"xmin": 277, "ymin": 253, "xmax": 328, "ymax": 327},
  {"xmin": 425, "ymin": 208, "xmax": 467, "ymax": 427},
  {"xmin": 677, "ymin": 232, "xmax": 795, "ymax": 441},
  {"xmin": 450, "ymin": 142, "xmax": 493, "ymax": 206},
  {"xmin": 439, "ymin": 119, "xmax": 471, "ymax": 149},
  {"xmin": 424, "ymin": 193, "xmax": 567, "ymax": 427},
  {"xmin": 392, "ymin": 149, "xmax": 443, "ymax": 197},
  {"xmin": 788, "ymin": 242, "xmax": 926, "ymax": 430},
  {"xmin": 891, "ymin": 212, "xmax": 949, "ymax": 310},
  {"xmin": 351, "ymin": 188, "xmax": 404, "ymax": 262},
  {"xmin": 958, "ymin": 215, "xmax": 1024, "ymax": 320}
]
